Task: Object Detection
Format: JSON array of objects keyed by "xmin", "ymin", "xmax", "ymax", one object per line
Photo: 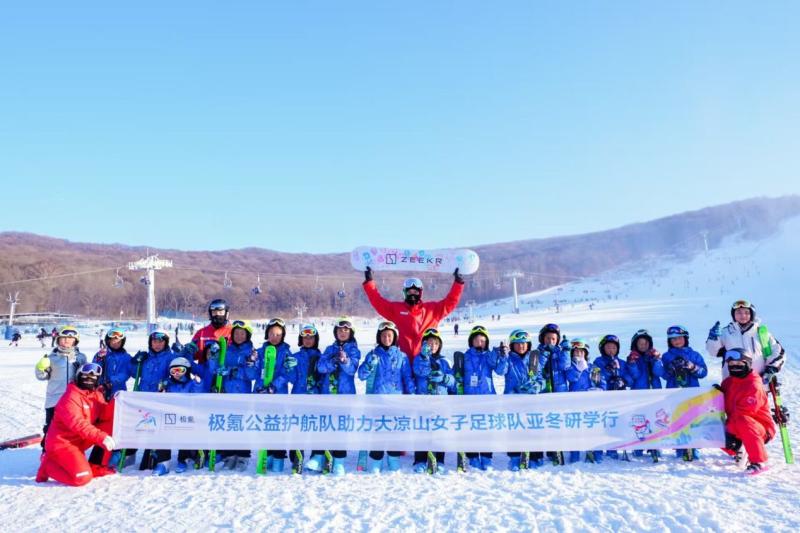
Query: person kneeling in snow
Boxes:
[
  {"xmin": 36, "ymin": 363, "xmax": 116, "ymax": 486},
  {"xmin": 718, "ymin": 348, "xmax": 775, "ymax": 476}
]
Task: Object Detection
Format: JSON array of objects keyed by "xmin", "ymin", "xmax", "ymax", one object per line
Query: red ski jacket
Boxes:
[
  {"xmin": 191, "ymin": 323, "xmax": 233, "ymax": 363},
  {"xmin": 362, "ymin": 279, "xmax": 464, "ymax": 361},
  {"xmin": 720, "ymin": 372, "xmax": 775, "ymax": 435},
  {"xmin": 44, "ymin": 383, "xmax": 112, "ymax": 453}
]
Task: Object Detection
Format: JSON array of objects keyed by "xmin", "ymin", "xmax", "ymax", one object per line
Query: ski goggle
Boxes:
[
  {"xmin": 106, "ymin": 329, "xmax": 125, "ymax": 340},
  {"xmin": 150, "ymin": 332, "xmax": 169, "ymax": 341},
  {"xmin": 470, "ymin": 325, "xmax": 489, "ymax": 338},
  {"xmin": 509, "ymin": 330, "xmax": 532, "ymax": 344},
  {"xmin": 633, "ymin": 329, "xmax": 650, "ymax": 337},
  {"xmin": 59, "ymin": 328, "xmax": 79, "ymax": 338},
  {"xmin": 600, "ymin": 335, "xmax": 619, "ymax": 344},
  {"xmin": 78, "ymin": 363, "xmax": 103, "ymax": 377},
  {"xmin": 422, "ymin": 328, "xmax": 441, "ymax": 340},
  {"xmin": 378, "ymin": 321, "xmax": 398, "ymax": 332},
  {"xmin": 724, "ymin": 348, "xmax": 750, "ymax": 362},
  {"xmin": 541, "ymin": 323, "xmax": 560, "ymax": 334},
  {"xmin": 731, "ymin": 300, "xmax": 752, "ymax": 310},
  {"xmin": 570, "ymin": 339, "xmax": 588, "ymax": 350},
  {"xmin": 169, "ymin": 366, "xmax": 188, "ymax": 376},
  {"xmin": 209, "ymin": 302, "xmax": 228, "ymax": 311},
  {"xmin": 666, "ymin": 326, "xmax": 688, "ymax": 339},
  {"xmin": 403, "ymin": 278, "xmax": 424, "ymax": 290},
  {"xmin": 267, "ymin": 318, "xmax": 286, "ymax": 328},
  {"xmin": 335, "ymin": 319, "xmax": 353, "ymax": 329},
  {"xmin": 300, "ymin": 325, "xmax": 318, "ymax": 337},
  {"xmin": 232, "ymin": 320, "xmax": 247, "ymax": 328}
]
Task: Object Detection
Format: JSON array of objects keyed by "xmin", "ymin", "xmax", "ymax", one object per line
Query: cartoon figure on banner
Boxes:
[
  {"xmin": 629, "ymin": 414, "xmax": 652, "ymax": 441},
  {"xmin": 655, "ymin": 409, "xmax": 669, "ymax": 429}
]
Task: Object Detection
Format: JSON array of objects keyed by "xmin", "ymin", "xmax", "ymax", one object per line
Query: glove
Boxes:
[
  {"xmin": 420, "ymin": 342, "xmax": 432, "ymax": 358},
  {"xmin": 627, "ymin": 352, "xmax": 640, "ymax": 364},
  {"xmin": 248, "ymin": 349, "xmax": 258, "ymax": 363},
  {"xmin": 429, "ymin": 370, "xmax": 444, "ymax": 383},
  {"xmin": 453, "ymin": 268, "xmax": 464, "ymax": 284},
  {"xmin": 610, "ymin": 376, "xmax": 627, "ymax": 391},
  {"xmin": 364, "ymin": 266, "xmax": 373, "ymax": 282},
  {"xmin": 102, "ymin": 435, "xmax": 116, "ymax": 451},
  {"xmin": 206, "ymin": 342, "xmax": 221, "ymax": 359},
  {"xmin": 684, "ymin": 360, "xmax": 697, "ymax": 373},
  {"xmin": 498, "ymin": 343, "xmax": 510, "ymax": 357},
  {"xmin": 648, "ymin": 349, "xmax": 661, "ymax": 360},
  {"xmin": 171, "ymin": 341, "xmax": 184, "ymax": 353},
  {"xmin": 712, "ymin": 383, "xmax": 723, "ymax": 392},
  {"xmin": 35, "ymin": 356, "xmax": 51, "ymax": 372},
  {"xmin": 215, "ymin": 367, "xmax": 230, "ymax": 377},
  {"xmin": 365, "ymin": 352, "xmax": 378, "ymax": 371},
  {"xmin": 573, "ymin": 357, "xmax": 588, "ymax": 372},
  {"xmin": 762, "ymin": 366, "xmax": 779, "ymax": 385},
  {"xmin": 181, "ymin": 342, "xmax": 198, "ymax": 358},
  {"xmin": 283, "ymin": 355, "xmax": 298, "ymax": 370},
  {"xmin": 560, "ymin": 337, "xmax": 570, "ymax": 351},
  {"xmin": 708, "ymin": 321, "xmax": 721, "ymax": 341},
  {"xmin": 133, "ymin": 351, "xmax": 147, "ymax": 364},
  {"xmin": 442, "ymin": 374, "xmax": 455, "ymax": 388},
  {"xmin": 190, "ymin": 373, "xmax": 203, "ymax": 384}
]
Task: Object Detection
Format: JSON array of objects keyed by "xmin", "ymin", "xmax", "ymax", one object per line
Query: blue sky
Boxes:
[{"xmin": 1, "ymin": 1, "xmax": 798, "ymax": 253}]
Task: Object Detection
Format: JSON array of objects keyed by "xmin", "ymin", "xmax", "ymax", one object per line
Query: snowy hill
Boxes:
[{"xmin": 1, "ymin": 217, "xmax": 799, "ymax": 531}]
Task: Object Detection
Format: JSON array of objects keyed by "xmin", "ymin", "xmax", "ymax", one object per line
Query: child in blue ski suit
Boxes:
[
  {"xmin": 461, "ymin": 325, "xmax": 509, "ymax": 471},
  {"xmin": 411, "ymin": 328, "xmax": 455, "ymax": 474},
  {"xmin": 626, "ymin": 329, "xmax": 665, "ymax": 460},
  {"xmin": 307, "ymin": 318, "xmax": 361, "ymax": 475},
  {"xmin": 358, "ymin": 321, "xmax": 414, "ymax": 473},
  {"xmin": 158, "ymin": 357, "xmax": 206, "ymax": 475},
  {"xmin": 534, "ymin": 323, "xmax": 570, "ymax": 467},
  {"xmin": 566, "ymin": 339, "xmax": 605, "ymax": 463},
  {"xmin": 252, "ymin": 318, "xmax": 295, "ymax": 472},
  {"xmin": 503, "ymin": 329, "xmax": 546, "ymax": 471},
  {"xmin": 133, "ymin": 330, "xmax": 179, "ymax": 472},
  {"xmin": 284, "ymin": 324, "xmax": 323, "ymax": 473},
  {"xmin": 592, "ymin": 334, "xmax": 630, "ymax": 460},
  {"xmin": 207, "ymin": 320, "xmax": 259, "ymax": 470},
  {"xmin": 662, "ymin": 325, "xmax": 708, "ymax": 461}
]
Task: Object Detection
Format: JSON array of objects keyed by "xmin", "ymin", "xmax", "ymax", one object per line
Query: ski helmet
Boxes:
[
  {"xmin": 538, "ymin": 323, "xmax": 561, "ymax": 345},
  {"xmin": 169, "ymin": 357, "xmax": 192, "ymax": 380},
  {"xmin": 724, "ymin": 348, "xmax": 753, "ymax": 377},
  {"xmin": 422, "ymin": 327, "xmax": 443, "ymax": 355},
  {"xmin": 105, "ymin": 327, "xmax": 126, "ymax": 349},
  {"xmin": 666, "ymin": 325, "xmax": 690, "ymax": 347},
  {"xmin": 75, "ymin": 362, "xmax": 102, "ymax": 390},
  {"xmin": 403, "ymin": 278, "xmax": 424, "ymax": 305},
  {"xmin": 231, "ymin": 319, "xmax": 254, "ymax": 343},
  {"xmin": 598, "ymin": 334, "xmax": 621, "ymax": 356},
  {"xmin": 376, "ymin": 320, "xmax": 399, "ymax": 346},
  {"xmin": 468, "ymin": 325, "xmax": 490, "ymax": 348},
  {"xmin": 148, "ymin": 329, "xmax": 170, "ymax": 351},
  {"xmin": 208, "ymin": 298, "xmax": 230, "ymax": 327},
  {"xmin": 508, "ymin": 329, "xmax": 532, "ymax": 353},
  {"xmin": 630, "ymin": 329, "xmax": 653, "ymax": 353},
  {"xmin": 57, "ymin": 325, "xmax": 80, "ymax": 346},
  {"xmin": 265, "ymin": 317, "xmax": 286, "ymax": 343},
  {"xmin": 569, "ymin": 338, "xmax": 589, "ymax": 358},
  {"xmin": 731, "ymin": 300, "xmax": 756, "ymax": 322},
  {"xmin": 333, "ymin": 317, "xmax": 355, "ymax": 343},
  {"xmin": 298, "ymin": 323, "xmax": 320, "ymax": 349}
]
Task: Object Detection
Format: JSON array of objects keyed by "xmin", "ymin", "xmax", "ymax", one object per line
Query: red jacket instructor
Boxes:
[{"xmin": 362, "ymin": 267, "xmax": 465, "ymax": 361}]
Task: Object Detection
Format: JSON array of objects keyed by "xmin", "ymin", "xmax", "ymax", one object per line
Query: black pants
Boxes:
[
  {"xmin": 369, "ymin": 451, "xmax": 401, "ymax": 460},
  {"xmin": 413, "ymin": 451, "xmax": 445, "ymax": 464},
  {"xmin": 177, "ymin": 449, "xmax": 202, "ymax": 464},
  {"xmin": 311, "ymin": 449, "xmax": 346, "ymax": 459},
  {"xmin": 465, "ymin": 452, "xmax": 493, "ymax": 459},
  {"xmin": 139, "ymin": 449, "xmax": 172, "ymax": 470},
  {"xmin": 267, "ymin": 450, "xmax": 287, "ymax": 460},
  {"xmin": 218, "ymin": 450, "xmax": 251, "ymax": 459},
  {"xmin": 41, "ymin": 407, "xmax": 55, "ymax": 450}
]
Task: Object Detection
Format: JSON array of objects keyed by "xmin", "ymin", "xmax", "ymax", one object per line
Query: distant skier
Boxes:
[
  {"xmin": 9, "ymin": 330, "xmax": 21, "ymax": 346},
  {"xmin": 362, "ymin": 267, "xmax": 464, "ymax": 361},
  {"xmin": 37, "ymin": 327, "xmax": 48, "ymax": 348},
  {"xmin": 50, "ymin": 327, "xmax": 58, "ymax": 347}
]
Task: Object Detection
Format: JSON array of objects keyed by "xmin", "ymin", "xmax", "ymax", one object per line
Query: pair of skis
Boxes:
[
  {"xmin": 116, "ymin": 353, "xmax": 145, "ymax": 471},
  {"xmin": 758, "ymin": 325, "xmax": 794, "ymax": 464},
  {"xmin": 207, "ymin": 337, "xmax": 228, "ymax": 472},
  {"xmin": 256, "ymin": 345, "xmax": 278, "ymax": 475}
]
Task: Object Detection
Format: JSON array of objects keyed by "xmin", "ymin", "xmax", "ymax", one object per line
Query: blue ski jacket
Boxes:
[
  {"xmin": 661, "ymin": 346, "xmax": 707, "ymax": 388},
  {"xmin": 93, "ymin": 348, "xmax": 133, "ymax": 395},
  {"xmin": 412, "ymin": 353, "xmax": 456, "ymax": 395},
  {"xmin": 625, "ymin": 350, "xmax": 665, "ymax": 390},
  {"xmin": 131, "ymin": 348, "xmax": 175, "ymax": 393},
  {"xmin": 462, "ymin": 346, "xmax": 508, "ymax": 395},
  {"xmin": 503, "ymin": 352, "xmax": 546, "ymax": 394},
  {"xmin": 163, "ymin": 374, "xmax": 205, "ymax": 393},
  {"xmin": 539, "ymin": 344, "xmax": 571, "ymax": 392},
  {"xmin": 206, "ymin": 340, "xmax": 258, "ymax": 394},
  {"xmin": 253, "ymin": 341, "xmax": 293, "ymax": 394},
  {"xmin": 358, "ymin": 345, "xmax": 415, "ymax": 394},
  {"xmin": 285, "ymin": 347, "xmax": 323, "ymax": 394},
  {"xmin": 566, "ymin": 358, "xmax": 606, "ymax": 391},
  {"xmin": 317, "ymin": 341, "xmax": 361, "ymax": 395},
  {"xmin": 592, "ymin": 354, "xmax": 631, "ymax": 391}
]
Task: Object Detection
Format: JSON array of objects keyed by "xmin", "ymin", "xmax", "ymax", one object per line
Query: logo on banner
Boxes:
[
  {"xmin": 164, "ymin": 412, "xmax": 197, "ymax": 429},
  {"xmin": 654, "ymin": 409, "xmax": 669, "ymax": 429},
  {"xmin": 135, "ymin": 410, "xmax": 157, "ymax": 432}
]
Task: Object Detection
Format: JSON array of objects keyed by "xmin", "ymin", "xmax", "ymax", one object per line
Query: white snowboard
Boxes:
[{"xmin": 350, "ymin": 246, "xmax": 480, "ymax": 275}]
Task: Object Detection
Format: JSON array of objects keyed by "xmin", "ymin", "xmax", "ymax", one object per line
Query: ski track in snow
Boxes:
[{"xmin": 2, "ymin": 218, "xmax": 800, "ymax": 532}]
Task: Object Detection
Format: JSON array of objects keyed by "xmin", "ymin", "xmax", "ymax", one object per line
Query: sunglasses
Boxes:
[
  {"xmin": 268, "ymin": 318, "xmax": 286, "ymax": 328},
  {"xmin": 403, "ymin": 278, "xmax": 423, "ymax": 290},
  {"xmin": 300, "ymin": 326, "xmax": 318, "ymax": 337},
  {"xmin": 79, "ymin": 362, "xmax": 103, "ymax": 377}
]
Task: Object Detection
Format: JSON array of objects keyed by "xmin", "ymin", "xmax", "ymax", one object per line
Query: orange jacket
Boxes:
[
  {"xmin": 191, "ymin": 323, "xmax": 233, "ymax": 363},
  {"xmin": 362, "ymin": 279, "xmax": 464, "ymax": 361},
  {"xmin": 44, "ymin": 383, "xmax": 112, "ymax": 453}
]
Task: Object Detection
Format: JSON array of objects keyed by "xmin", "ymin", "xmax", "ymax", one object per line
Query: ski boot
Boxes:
[
  {"xmin": 568, "ymin": 451, "xmax": 581, "ymax": 464},
  {"xmin": 305, "ymin": 454, "xmax": 325, "ymax": 473},
  {"xmin": 235, "ymin": 457, "xmax": 250, "ymax": 472},
  {"xmin": 745, "ymin": 462, "xmax": 768, "ymax": 476},
  {"xmin": 269, "ymin": 458, "xmax": 285, "ymax": 473},
  {"xmin": 528, "ymin": 458, "xmax": 545, "ymax": 469},
  {"xmin": 386, "ymin": 455, "xmax": 402, "ymax": 472},
  {"xmin": 468, "ymin": 456, "xmax": 482, "ymax": 469},
  {"xmin": 222, "ymin": 456, "xmax": 238, "ymax": 471},
  {"xmin": 605, "ymin": 450, "xmax": 620, "ymax": 460},
  {"xmin": 436, "ymin": 464, "xmax": 447, "ymax": 475},
  {"xmin": 508, "ymin": 456, "xmax": 521, "ymax": 472},
  {"xmin": 152, "ymin": 462, "xmax": 169, "ymax": 476},
  {"xmin": 480, "ymin": 456, "xmax": 494, "ymax": 471},
  {"xmin": 366, "ymin": 457, "xmax": 382, "ymax": 474},
  {"xmin": 414, "ymin": 462, "xmax": 428, "ymax": 474},
  {"xmin": 175, "ymin": 461, "xmax": 188, "ymax": 474},
  {"xmin": 331, "ymin": 458, "xmax": 346, "ymax": 476}
]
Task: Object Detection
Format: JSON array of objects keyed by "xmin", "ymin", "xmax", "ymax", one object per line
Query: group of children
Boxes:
[{"xmin": 34, "ymin": 299, "xmax": 784, "ymax": 478}]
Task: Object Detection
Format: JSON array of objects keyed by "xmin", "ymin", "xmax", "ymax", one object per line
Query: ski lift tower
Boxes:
[
  {"xmin": 504, "ymin": 271, "xmax": 525, "ymax": 314},
  {"xmin": 128, "ymin": 255, "xmax": 173, "ymax": 333},
  {"xmin": 7, "ymin": 292, "xmax": 19, "ymax": 327}
]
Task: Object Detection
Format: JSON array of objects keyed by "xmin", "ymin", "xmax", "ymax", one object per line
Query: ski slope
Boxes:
[{"xmin": 1, "ymin": 218, "xmax": 799, "ymax": 532}]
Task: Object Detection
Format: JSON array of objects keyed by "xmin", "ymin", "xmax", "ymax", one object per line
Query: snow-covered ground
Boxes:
[{"xmin": 2, "ymin": 218, "xmax": 799, "ymax": 532}]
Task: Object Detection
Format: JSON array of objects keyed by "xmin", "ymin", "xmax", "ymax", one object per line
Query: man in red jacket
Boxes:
[
  {"xmin": 362, "ymin": 267, "xmax": 464, "ymax": 361},
  {"xmin": 36, "ymin": 363, "xmax": 116, "ymax": 486},
  {"xmin": 720, "ymin": 348, "xmax": 775, "ymax": 475},
  {"xmin": 186, "ymin": 298, "xmax": 233, "ymax": 363}
]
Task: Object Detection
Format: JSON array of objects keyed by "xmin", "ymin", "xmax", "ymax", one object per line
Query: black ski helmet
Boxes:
[
  {"xmin": 298, "ymin": 324, "xmax": 320, "ymax": 350},
  {"xmin": 599, "ymin": 334, "xmax": 621, "ymax": 356},
  {"xmin": 538, "ymin": 323, "xmax": 561, "ymax": 345},
  {"xmin": 630, "ymin": 329, "xmax": 653, "ymax": 353},
  {"xmin": 731, "ymin": 300, "xmax": 756, "ymax": 322},
  {"xmin": 104, "ymin": 327, "xmax": 126, "ymax": 349},
  {"xmin": 148, "ymin": 329, "xmax": 170, "ymax": 352},
  {"xmin": 468, "ymin": 325, "xmax": 490, "ymax": 348},
  {"xmin": 75, "ymin": 362, "xmax": 102, "ymax": 391},
  {"xmin": 265, "ymin": 317, "xmax": 286, "ymax": 343},
  {"xmin": 724, "ymin": 348, "xmax": 753, "ymax": 377},
  {"xmin": 208, "ymin": 299, "xmax": 230, "ymax": 327}
]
